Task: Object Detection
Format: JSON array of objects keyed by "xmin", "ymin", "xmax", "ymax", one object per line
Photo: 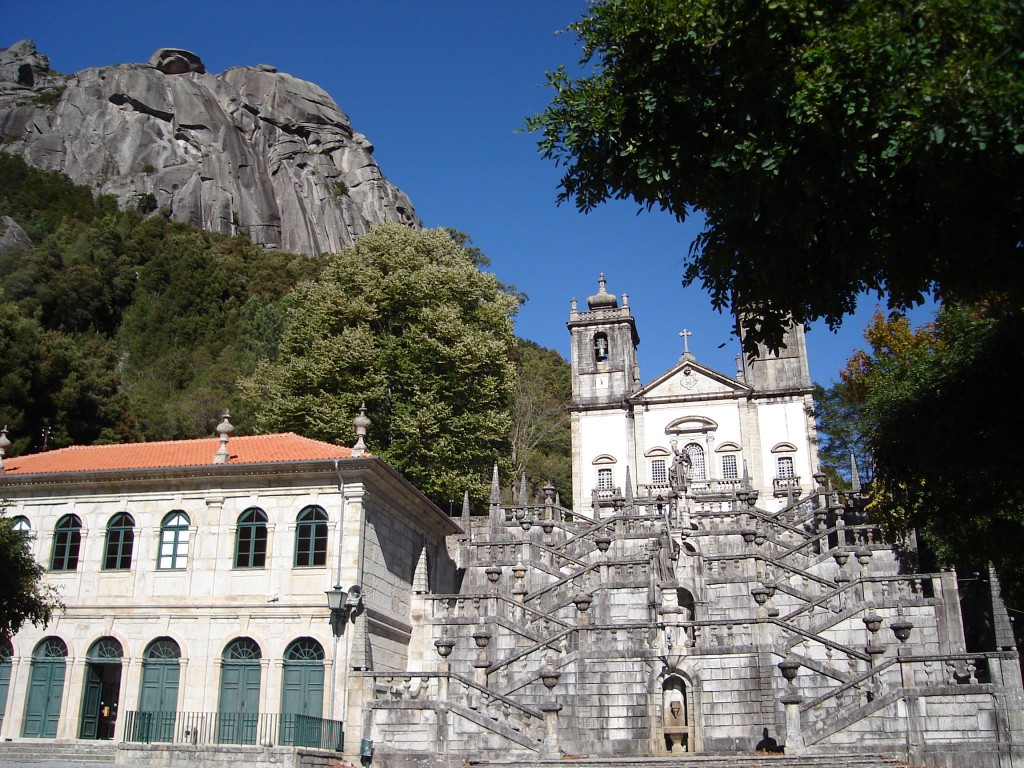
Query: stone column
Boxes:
[
  {"xmin": 540, "ymin": 700, "xmax": 562, "ymax": 757},
  {"xmin": 782, "ymin": 692, "xmax": 804, "ymax": 754},
  {"xmin": 60, "ymin": 656, "xmax": 87, "ymax": 739},
  {"xmin": 4, "ymin": 656, "xmax": 29, "ymax": 737}
]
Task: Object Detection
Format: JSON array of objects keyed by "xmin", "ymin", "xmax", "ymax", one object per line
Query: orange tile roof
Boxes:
[{"xmin": 1, "ymin": 433, "xmax": 357, "ymax": 476}]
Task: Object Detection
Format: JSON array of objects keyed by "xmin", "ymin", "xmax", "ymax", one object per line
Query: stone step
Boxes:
[
  {"xmin": 0, "ymin": 740, "xmax": 118, "ymax": 764},
  {"xmin": 466, "ymin": 754, "xmax": 905, "ymax": 768}
]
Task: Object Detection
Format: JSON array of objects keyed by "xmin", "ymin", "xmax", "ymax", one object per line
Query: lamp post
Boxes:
[{"xmin": 326, "ymin": 584, "xmax": 345, "ymax": 723}]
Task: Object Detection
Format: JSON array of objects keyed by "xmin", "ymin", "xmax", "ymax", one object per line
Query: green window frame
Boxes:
[
  {"xmin": 103, "ymin": 513, "xmax": 135, "ymax": 570},
  {"xmin": 234, "ymin": 508, "xmax": 268, "ymax": 569},
  {"xmin": 158, "ymin": 512, "xmax": 190, "ymax": 570},
  {"xmin": 294, "ymin": 506, "xmax": 327, "ymax": 568},
  {"xmin": 51, "ymin": 515, "xmax": 82, "ymax": 571}
]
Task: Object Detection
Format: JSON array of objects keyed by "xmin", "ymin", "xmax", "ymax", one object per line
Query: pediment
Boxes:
[{"xmin": 633, "ymin": 358, "xmax": 751, "ymax": 402}]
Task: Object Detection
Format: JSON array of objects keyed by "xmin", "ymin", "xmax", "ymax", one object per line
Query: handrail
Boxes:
[
  {"xmin": 369, "ymin": 670, "xmax": 544, "ymax": 721},
  {"xmin": 121, "ymin": 710, "xmax": 343, "ymax": 751},
  {"xmin": 424, "ymin": 593, "xmax": 573, "ymax": 629}
]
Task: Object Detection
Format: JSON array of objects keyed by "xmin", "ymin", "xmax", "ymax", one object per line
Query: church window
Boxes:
[
  {"xmin": 234, "ymin": 508, "xmax": 268, "ymax": 569},
  {"xmin": 158, "ymin": 511, "xmax": 190, "ymax": 570},
  {"xmin": 594, "ymin": 333, "xmax": 609, "ymax": 363},
  {"xmin": 597, "ymin": 468, "xmax": 613, "ymax": 491},
  {"xmin": 103, "ymin": 512, "xmax": 135, "ymax": 570},
  {"xmin": 777, "ymin": 456, "xmax": 795, "ymax": 479},
  {"xmin": 651, "ymin": 459, "xmax": 667, "ymax": 486},
  {"xmin": 295, "ymin": 506, "xmax": 328, "ymax": 567},
  {"xmin": 684, "ymin": 443, "xmax": 706, "ymax": 482},
  {"xmin": 51, "ymin": 514, "xmax": 82, "ymax": 571},
  {"xmin": 721, "ymin": 454, "xmax": 738, "ymax": 480}
]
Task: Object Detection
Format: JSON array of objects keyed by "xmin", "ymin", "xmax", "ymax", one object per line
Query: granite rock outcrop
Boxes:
[{"xmin": 0, "ymin": 41, "xmax": 419, "ymax": 255}]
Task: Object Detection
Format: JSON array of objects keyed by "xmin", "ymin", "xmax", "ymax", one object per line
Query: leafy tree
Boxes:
[
  {"xmin": 841, "ymin": 306, "xmax": 1024, "ymax": 621},
  {"xmin": 239, "ymin": 224, "xmax": 519, "ymax": 505},
  {"xmin": 527, "ymin": 0, "xmax": 1024, "ymax": 351},
  {"xmin": 0, "ymin": 506, "xmax": 62, "ymax": 646},
  {"xmin": 509, "ymin": 340, "xmax": 572, "ymax": 502},
  {"xmin": 808, "ymin": 381, "xmax": 872, "ymax": 489}
]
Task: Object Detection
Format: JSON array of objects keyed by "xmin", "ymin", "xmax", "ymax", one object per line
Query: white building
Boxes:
[
  {"xmin": 0, "ymin": 424, "xmax": 458, "ymax": 760},
  {"xmin": 568, "ymin": 274, "xmax": 818, "ymax": 516}
]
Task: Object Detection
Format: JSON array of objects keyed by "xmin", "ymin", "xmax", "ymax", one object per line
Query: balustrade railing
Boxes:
[{"xmin": 121, "ymin": 710, "xmax": 343, "ymax": 751}]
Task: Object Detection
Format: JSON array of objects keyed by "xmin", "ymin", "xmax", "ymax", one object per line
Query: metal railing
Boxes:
[{"xmin": 122, "ymin": 710, "xmax": 343, "ymax": 751}]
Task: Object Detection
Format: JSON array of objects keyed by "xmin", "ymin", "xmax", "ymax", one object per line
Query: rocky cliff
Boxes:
[{"xmin": 0, "ymin": 40, "xmax": 419, "ymax": 255}]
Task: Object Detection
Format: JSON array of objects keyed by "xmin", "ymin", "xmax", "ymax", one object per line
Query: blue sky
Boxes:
[{"xmin": 9, "ymin": 1, "xmax": 935, "ymax": 385}]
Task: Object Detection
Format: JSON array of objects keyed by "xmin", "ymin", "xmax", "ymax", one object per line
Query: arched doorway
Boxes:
[
  {"xmin": 218, "ymin": 638, "xmax": 261, "ymax": 745},
  {"xmin": 80, "ymin": 637, "xmax": 123, "ymax": 739},
  {"xmin": 23, "ymin": 637, "xmax": 67, "ymax": 738},
  {"xmin": 136, "ymin": 638, "xmax": 181, "ymax": 742},
  {"xmin": 281, "ymin": 638, "xmax": 325, "ymax": 746}
]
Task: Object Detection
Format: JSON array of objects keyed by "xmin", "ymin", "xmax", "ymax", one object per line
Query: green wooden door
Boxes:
[
  {"xmin": 280, "ymin": 638, "xmax": 326, "ymax": 747},
  {"xmin": 0, "ymin": 647, "xmax": 11, "ymax": 735},
  {"xmin": 218, "ymin": 662, "xmax": 260, "ymax": 744},
  {"xmin": 23, "ymin": 658, "xmax": 65, "ymax": 738},
  {"xmin": 281, "ymin": 661, "xmax": 324, "ymax": 746},
  {"xmin": 78, "ymin": 665, "xmax": 103, "ymax": 738},
  {"xmin": 137, "ymin": 660, "xmax": 180, "ymax": 742}
]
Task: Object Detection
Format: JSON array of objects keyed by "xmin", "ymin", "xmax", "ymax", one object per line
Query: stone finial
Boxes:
[
  {"xmin": 413, "ymin": 544, "xmax": 429, "ymax": 595},
  {"xmin": 352, "ymin": 403, "xmax": 371, "ymax": 456},
  {"xmin": 624, "ymin": 465, "xmax": 634, "ymax": 505},
  {"xmin": 0, "ymin": 425, "xmax": 10, "ymax": 475},
  {"xmin": 586, "ymin": 273, "xmax": 618, "ymax": 310},
  {"xmin": 461, "ymin": 490, "xmax": 471, "ymax": 525},
  {"xmin": 489, "ymin": 463, "xmax": 501, "ymax": 506},
  {"xmin": 519, "ymin": 474, "xmax": 529, "ymax": 507},
  {"xmin": 679, "ymin": 328, "xmax": 696, "ymax": 362},
  {"xmin": 213, "ymin": 413, "xmax": 234, "ymax": 464},
  {"xmin": 850, "ymin": 453, "xmax": 862, "ymax": 493}
]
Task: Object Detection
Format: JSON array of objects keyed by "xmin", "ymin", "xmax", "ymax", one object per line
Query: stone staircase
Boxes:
[
  {"xmin": 0, "ymin": 740, "xmax": 118, "ymax": 765},
  {"xmin": 467, "ymin": 754, "xmax": 909, "ymax": 768}
]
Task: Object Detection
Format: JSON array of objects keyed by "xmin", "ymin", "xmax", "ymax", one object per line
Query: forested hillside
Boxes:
[{"xmin": 0, "ymin": 155, "xmax": 571, "ymax": 505}]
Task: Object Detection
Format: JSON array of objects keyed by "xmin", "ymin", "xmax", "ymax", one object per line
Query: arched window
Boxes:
[
  {"xmin": 103, "ymin": 513, "xmax": 135, "ymax": 570},
  {"xmin": 12, "ymin": 516, "xmax": 30, "ymax": 533},
  {"xmin": 593, "ymin": 332, "xmax": 609, "ymax": 363},
  {"xmin": 234, "ymin": 508, "xmax": 268, "ymax": 569},
  {"xmin": 51, "ymin": 515, "xmax": 82, "ymax": 571},
  {"xmin": 158, "ymin": 512, "xmax": 190, "ymax": 571},
  {"xmin": 294, "ymin": 506, "xmax": 328, "ymax": 568},
  {"xmin": 684, "ymin": 443, "xmax": 706, "ymax": 482}
]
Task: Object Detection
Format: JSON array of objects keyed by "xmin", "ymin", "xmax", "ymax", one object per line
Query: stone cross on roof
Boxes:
[{"xmin": 679, "ymin": 329, "xmax": 696, "ymax": 362}]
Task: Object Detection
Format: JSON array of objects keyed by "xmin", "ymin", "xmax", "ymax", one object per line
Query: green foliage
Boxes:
[
  {"xmin": 30, "ymin": 86, "xmax": 65, "ymax": 107},
  {"xmin": 841, "ymin": 304, "xmax": 1024, "ymax": 623},
  {"xmin": 0, "ymin": 153, "xmax": 118, "ymax": 242},
  {"xmin": 528, "ymin": 0, "xmax": 1024, "ymax": 352},
  {"xmin": 808, "ymin": 381, "xmax": 873, "ymax": 489},
  {"xmin": 239, "ymin": 224, "xmax": 519, "ymax": 505},
  {"xmin": 0, "ymin": 506, "xmax": 63, "ymax": 645},
  {"xmin": 332, "ymin": 179, "xmax": 348, "ymax": 199},
  {"xmin": 0, "ymin": 157, "xmax": 318, "ymax": 449},
  {"xmin": 509, "ymin": 339, "xmax": 572, "ymax": 502}
]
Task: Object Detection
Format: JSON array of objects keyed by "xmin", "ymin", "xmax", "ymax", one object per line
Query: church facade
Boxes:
[
  {"xmin": 361, "ymin": 277, "xmax": 1024, "ymax": 768},
  {"xmin": 567, "ymin": 274, "xmax": 818, "ymax": 517}
]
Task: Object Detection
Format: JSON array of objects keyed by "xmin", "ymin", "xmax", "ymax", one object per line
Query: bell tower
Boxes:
[{"xmin": 567, "ymin": 274, "xmax": 640, "ymax": 408}]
